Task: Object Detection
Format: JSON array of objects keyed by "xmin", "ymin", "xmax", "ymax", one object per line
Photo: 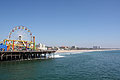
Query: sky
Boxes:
[{"xmin": 0, "ymin": 0, "xmax": 120, "ymax": 48}]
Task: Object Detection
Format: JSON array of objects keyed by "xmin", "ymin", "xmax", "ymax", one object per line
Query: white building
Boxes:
[{"xmin": 36, "ymin": 43, "xmax": 47, "ymax": 50}]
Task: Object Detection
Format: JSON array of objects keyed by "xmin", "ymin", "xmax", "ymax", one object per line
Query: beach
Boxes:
[{"xmin": 56, "ymin": 49, "xmax": 120, "ymax": 53}]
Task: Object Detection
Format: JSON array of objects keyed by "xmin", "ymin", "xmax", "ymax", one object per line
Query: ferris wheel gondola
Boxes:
[{"xmin": 8, "ymin": 26, "xmax": 33, "ymax": 41}]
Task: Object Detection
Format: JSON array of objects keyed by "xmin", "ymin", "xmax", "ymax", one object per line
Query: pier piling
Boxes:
[{"xmin": 0, "ymin": 50, "xmax": 56, "ymax": 61}]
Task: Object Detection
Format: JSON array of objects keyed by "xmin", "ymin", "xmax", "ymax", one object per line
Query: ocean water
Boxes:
[{"xmin": 0, "ymin": 50, "xmax": 120, "ymax": 80}]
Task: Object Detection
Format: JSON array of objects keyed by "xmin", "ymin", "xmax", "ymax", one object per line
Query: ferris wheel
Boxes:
[{"xmin": 8, "ymin": 26, "xmax": 33, "ymax": 41}]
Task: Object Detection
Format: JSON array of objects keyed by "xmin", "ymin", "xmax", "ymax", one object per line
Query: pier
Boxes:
[
  {"xmin": 0, "ymin": 26, "xmax": 57, "ymax": 61},
  {"xmin": 0, "ymin": 50, "xmax": 56, "ymax": 61}
]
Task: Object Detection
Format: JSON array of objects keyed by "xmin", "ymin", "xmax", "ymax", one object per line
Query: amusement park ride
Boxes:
[
  {"xmin": 0, "ymin": 26, "xmax": 36, "ymax": 51},
  {"xmin": 0, "ymin": 26, "xmax": 56, "ymax": 61}
]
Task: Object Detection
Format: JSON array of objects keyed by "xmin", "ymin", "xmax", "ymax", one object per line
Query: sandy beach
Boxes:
[{"xmin": 56, "ymin": 49, "xmax": 120, "ymax": 53}]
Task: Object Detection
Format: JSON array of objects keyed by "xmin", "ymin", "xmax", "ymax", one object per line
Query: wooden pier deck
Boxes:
[{"xmin": 0, "ymin": 50, "xmax": 56, "ymax": 61}]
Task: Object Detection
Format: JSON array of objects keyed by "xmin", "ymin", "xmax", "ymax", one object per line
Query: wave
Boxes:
[
  {"xmin": 53, "ymin": 52, "xmax": 85, "ymax": 58},
  {"xmin": 53, "ymin": 55, "xmax": 65, "ymax": 58}
]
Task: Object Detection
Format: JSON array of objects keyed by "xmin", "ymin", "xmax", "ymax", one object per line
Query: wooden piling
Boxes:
[{"xmin": 0, "ymin": 50, "xmax": 56, "ymax": 61}]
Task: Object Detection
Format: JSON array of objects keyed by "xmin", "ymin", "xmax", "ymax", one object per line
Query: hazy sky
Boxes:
[{"xmin": 0, "ymin": 0, "xmax": 120, "ymax": 48}]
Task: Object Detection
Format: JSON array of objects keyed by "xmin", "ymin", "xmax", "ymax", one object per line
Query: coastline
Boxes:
[{"xmin": 56, "ymin": 49, "xmax": 120, "ymax": 53}]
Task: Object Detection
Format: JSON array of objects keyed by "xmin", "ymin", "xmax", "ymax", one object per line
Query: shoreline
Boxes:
[{"xmin": 56, "ymin": 49, "xmax": 120, "ymax": 53}]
